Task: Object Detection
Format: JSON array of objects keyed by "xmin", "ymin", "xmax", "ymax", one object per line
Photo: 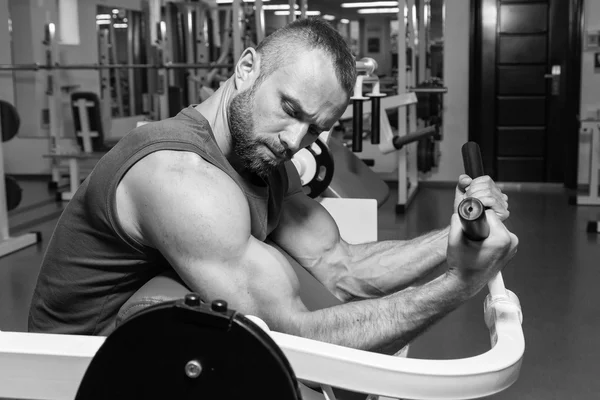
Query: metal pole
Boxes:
[
  {"xmin": 299, "ymin": 0, "xmax": 307, "ymax": 19},
  {"xmin": 418, "ymin": 0, "xmax": 427, "ymax": 83},
  {"xmin": 98, "ymin": 29, "xmax": 112, "ymax": 141},
  {"xmin": 406, "ymin": 0, "xmax": 418, "ymax": 200},
  {"xmin": 255, "ymin": 0, "xmax": 265, "ymax": 43},
  {"xmin": 396, "ymin": 0, "xmax": 408, "ymax": 206},
  {"xmin": 155, "ymin": 20, "xmax": 169, "ymax": 120},
  {"xmin": 0, "ymin": 111, "xmax": 9, "ymax": 240},
  {"xmin": 288, "ymin": 0, "xmax": 296, "ymax": 23},
  {"xmin": 185, "ymin": 5, "xmax": 196, "ymax": 104},
  {"xmin": 0, "ymin": 63, "xmax": 234, "ymax": 71},
  {"xmin": 127, "ymin": 10, "xmax": 136, "ymax": 116},
  {"xmin": 44, "ymin": 22, "xmax": 62, "ymax": 185},
  {"xmin": 232, "ymin": 0, "xmax": 242, "ymax": 62},
  {"xmin": 108, "ymin": 22, "xmax": 124, "ymax": 117}
]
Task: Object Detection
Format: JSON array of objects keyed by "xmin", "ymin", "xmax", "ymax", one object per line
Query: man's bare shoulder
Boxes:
[{"xmin": 116, "ymin": 150, "xmax": 250, "ymax": 249}]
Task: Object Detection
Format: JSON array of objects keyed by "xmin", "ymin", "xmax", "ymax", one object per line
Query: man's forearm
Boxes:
[
  {"xmin": 340, "ymin": 227, "xmax": 450, "ymax": 298},
  {"xmin": 292, "ymin": 271, "xmax": 468, "ymax": 351}
]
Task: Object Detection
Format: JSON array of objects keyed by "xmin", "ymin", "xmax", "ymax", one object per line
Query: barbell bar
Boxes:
[{"xmin": 0, "ymin": 63, "xmax": 233, "ymax": 71}]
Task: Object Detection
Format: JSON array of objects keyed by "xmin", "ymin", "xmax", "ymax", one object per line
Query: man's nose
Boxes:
[{"xmin": 280, "ymin": 124, "xmax": 308, "ymax": 154}]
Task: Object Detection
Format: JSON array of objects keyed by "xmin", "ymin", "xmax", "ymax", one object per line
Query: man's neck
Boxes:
[{"xmin": 194, "ymin": 78, "xmax": 236, "ymax": 159}]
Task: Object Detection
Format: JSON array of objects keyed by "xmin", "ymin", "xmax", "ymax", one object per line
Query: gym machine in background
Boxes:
[
  {"xmin": 573, "ymin": 120, "xmax": 600, "ymax": 233},
  {"xmin": 0, "ymin": 5, "xmax": 235, "ymax": 196},
  {"xmin": 333, "ymin": 0, "xmax": 448, "ymax": 213},
  {"xmin": 2, "ymin": 0, "xmax": 444, "ymax": 210},
  {"xmin": 336, "ymin": 61, "xmax": 445, "ymax": 212},
  {"xmin": 289, "ymin": 57, "xmax": 391, "ymax": 206}
]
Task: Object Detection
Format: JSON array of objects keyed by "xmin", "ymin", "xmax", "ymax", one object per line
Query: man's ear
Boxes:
[{"xmin": 234, "ymin": 48, "xmax": 260, "ymax": 90}]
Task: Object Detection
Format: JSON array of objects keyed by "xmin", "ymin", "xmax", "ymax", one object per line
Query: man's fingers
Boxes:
[
  {"xmin": 473, "ymin": 193, "xmax": 508, "ymax": 208},
  {"xmin": 448, "ymin": 213, "xmax": 465, "ymax": 246},
  {"xmin": 485, "ymin": 209, "xmax": 519, "ymax": 259},
  {"xmin": 456, "ymin": 174, "xmax": 472, "ymax": 192}
]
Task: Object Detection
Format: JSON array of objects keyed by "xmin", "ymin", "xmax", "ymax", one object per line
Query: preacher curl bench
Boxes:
[
  {"xmin": 1, "ymin": 214, "xmax": 523, "ymax": 400},
  {"xmin": 0, "ymin": 144, "xmax": 524, "ymax": 400}
]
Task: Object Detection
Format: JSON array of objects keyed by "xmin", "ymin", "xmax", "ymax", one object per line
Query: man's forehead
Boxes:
[
  {"xmin": 270, "ymin": 53, "xmax": 342, "ymax": 93},
  {"xmin": 282, "ymin": 48, "xmax": 333, "ymax": 73}
]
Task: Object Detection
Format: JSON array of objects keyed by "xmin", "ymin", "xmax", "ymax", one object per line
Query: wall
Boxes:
[{"xmin": 578, "ymin": 0, "xmax": 600, "ymax": 184}]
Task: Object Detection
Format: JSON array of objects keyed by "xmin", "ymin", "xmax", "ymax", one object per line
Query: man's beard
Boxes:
[{"xmin": 228, "ymin": 83, "xmax": 281, "ymax": 179}]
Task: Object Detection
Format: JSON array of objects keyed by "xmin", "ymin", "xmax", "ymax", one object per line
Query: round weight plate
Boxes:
[
  {"xmin": 417, "ymin": 137, "xmax": 436, "ymax": 173},
  {"xmin": 5, "ymin": 176, "xmax": 22, "ymax": 211},
  {"xmin": 75, "ymin": 299, "xmax": 302, "ymax": 400},
  {"xmin": 0, "ymin": 100, "xmax": 20, "ymax": 142},
  {"xmin": 291, "ymin": 148, "xmax": 318, "ymax": 186},
  {"xmin": 417, "ymin": 138, "xmax": 429, "ymax": 173},
  {"xmin": 432, "ymin": 140, "xmax": 440, "ymax": 169},
  {"xmin": 302, "ymin": 138, "xmax": 335, "ymax": 198},
  {"xmin": 428, "ymin": 138, "xmax": 435, "ymax": 170}
]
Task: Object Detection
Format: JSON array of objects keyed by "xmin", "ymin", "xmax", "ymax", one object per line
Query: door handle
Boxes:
[{"xmin": 545, "ymin": 65, "xmax": 561, "ymax": 95}]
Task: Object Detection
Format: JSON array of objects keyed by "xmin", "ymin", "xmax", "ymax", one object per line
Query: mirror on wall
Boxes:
[
  {"xmin": 96, "ymin": 6, "xmax": 147, "ymax": 118},
  {"xmin": 389, "ymin": 0, "xmax": 445, "ymax": 85},
  {"xmin": 428, "ymin": 0, "xmax": 445, "ymax": 81}
]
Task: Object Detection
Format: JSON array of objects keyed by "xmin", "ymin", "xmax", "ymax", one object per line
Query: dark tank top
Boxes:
[{"xmin": 28, "ymin": 106, "xmax": 302, "ymax": 335}]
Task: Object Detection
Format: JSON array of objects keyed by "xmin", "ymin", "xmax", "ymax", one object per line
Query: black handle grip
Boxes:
[
  {"xmin": 392, "ymin": 125, "xmax": 437, "ymax": 150},
  {"xmin": 462, "ymin": 141, "xmax": 485, "ymax": 178},
  {"xmin": 459, "ymin": 142, "xmax": 489, "ymax": 241},
  {"xmin": 370, "ymin": 97, "xmax": 380, "ymax": 145},
  {"xmin": 352, "ymin": 100, "xmax": 363, "ymax": 152}
]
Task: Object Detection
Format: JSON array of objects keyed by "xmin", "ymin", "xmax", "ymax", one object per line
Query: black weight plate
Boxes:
[
  {"xmin": 75, "ymin": 298, "xmax": 302, "ymax": 400},
  {"xmin": 303, "ymin": 138, "xmax": 335, "ymax": 198},
  {"xmin": 5, "ymin": 176, "xmax": 22, "ymax": 211},
  {"xmin": 0, "ymin": 100, "xmax": 20, "ymax": 142}
]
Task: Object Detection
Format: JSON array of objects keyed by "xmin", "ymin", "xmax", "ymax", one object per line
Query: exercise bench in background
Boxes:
[
  {"xmin": 43, "ymin": 152, "xmax": 106, "ymax": 202},
  {"xmin": 47, "ymin": 92, "xmax": 117, "ymax": 201}
]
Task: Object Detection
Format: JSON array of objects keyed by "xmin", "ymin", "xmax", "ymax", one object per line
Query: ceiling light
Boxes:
[
  {"xmin": 341, "ymin": 1, "xmax": 398, "ymax": 8},
  {"xmin": 357, "ymin": 7, "xmax": 400, "ymax": 14},
  {"xmin": 217, "ymin": 0, "xmax": 271, "ymax": 3},
  {"xmin": 274, "ymin": 10, "xmax": 321, "ymax": 16},
  {"xmin": 263, "ymin": 4, "xmax": 298, "ymax": 10},
  {"xmin": 340, "ymin": 18, "xmax": 350, "ymax": 24},
  {"xmin": 323, "ymin": 15, "xmax": 336, "ymax": 21}
]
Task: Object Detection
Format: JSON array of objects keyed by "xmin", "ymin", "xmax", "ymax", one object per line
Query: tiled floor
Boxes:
[{"xmin": 1, "ymin": 178, "xmax": 599, "ymax": 399}]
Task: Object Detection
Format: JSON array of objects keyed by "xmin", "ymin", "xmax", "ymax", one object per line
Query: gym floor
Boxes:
[{"xmin": 1, "ymin": 178, "xmax": 599, "ymax": 400}]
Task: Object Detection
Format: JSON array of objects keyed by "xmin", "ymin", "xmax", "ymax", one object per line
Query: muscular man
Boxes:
[{"xmin": 29, "ymin": 19, "xmax": 517, "ymax": 352}]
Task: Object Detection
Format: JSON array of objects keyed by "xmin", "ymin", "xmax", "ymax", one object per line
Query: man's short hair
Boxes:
[{"xmin": 255, "ymin": 18, "xmax": 357, "ymax": 96}]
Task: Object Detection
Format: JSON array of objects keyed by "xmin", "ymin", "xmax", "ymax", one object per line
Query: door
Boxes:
[{"xmin": 469, "ymin": 0, "xmax": 582, "ymax": 185}]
